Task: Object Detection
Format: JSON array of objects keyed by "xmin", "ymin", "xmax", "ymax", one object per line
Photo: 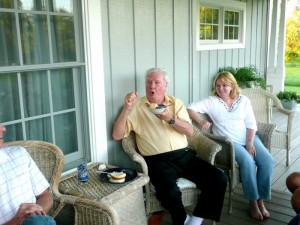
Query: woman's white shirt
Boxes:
[{"xmin": 188, "ymin": 95, "xmax": 257, "ymax": 145}]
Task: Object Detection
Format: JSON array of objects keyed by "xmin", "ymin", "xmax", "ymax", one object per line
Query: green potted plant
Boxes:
[
  {"xmin": 219, "ymin": 65, "xmax": 266, "ymax": 89},
  {"xmin": 276, "ymin": 91, "xmax": 300, "ymax": 110}
]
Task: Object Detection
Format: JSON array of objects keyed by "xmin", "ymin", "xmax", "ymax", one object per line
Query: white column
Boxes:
[
  {"xmin": 267, "ymin": 0, "xmax": 287, "ymax": 94},
  {"xmin": 276, "ymin": 0, "xmax": 287, "ymax": 91},
  {"xmin": 82, "ymin": 0, "xmax": 108, "ymax": 163},
  {"xmin": 267, "ymin": 0, "xmax": 279, "ymax": 73}
]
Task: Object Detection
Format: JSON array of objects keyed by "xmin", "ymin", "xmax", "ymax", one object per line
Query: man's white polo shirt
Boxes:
[{"xmin": 0, "ymin": 146, "xmax": 50, "ymax": 223}]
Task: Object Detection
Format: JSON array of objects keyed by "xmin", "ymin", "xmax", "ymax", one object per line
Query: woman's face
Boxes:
[{"xmin": 215, "ymin": 79, "xmax": 232, "ymax": 99}]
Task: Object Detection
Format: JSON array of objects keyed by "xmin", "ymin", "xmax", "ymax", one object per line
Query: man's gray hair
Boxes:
[{"xmin": 145, "ymin": 67, "xmax": 170, "ymax": 84}]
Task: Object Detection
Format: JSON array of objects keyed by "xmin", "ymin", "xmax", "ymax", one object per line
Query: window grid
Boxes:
[
  {"xmin": 0, "ymin": 0, "xmax": 88, "ymax": 169},
  {"xmin": 197, "ymin": 0, "xmax": 246, "ymax": 50},
  {"xmin": 224, "ymin": 10, "xmax": 240, "ymax": 41},
  {"xmin": 199, "ymin": 7, "xmax": 219, "ymax": 41}
]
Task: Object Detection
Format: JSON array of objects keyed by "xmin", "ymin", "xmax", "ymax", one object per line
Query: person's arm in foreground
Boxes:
[
  {"xmin": 187, "ymin": 108, "xmax": 212, "ymax": 131},
  {"xmin": 3, "ymin": 190, "xmax": 53, "ymax": 225},
  {"xmin": 35, "ymin": 189, "xmax": 53, "ymax": 214},
  {"xmin": 112, "ymin": 92, "xmax": 138, "ymax": 140}
]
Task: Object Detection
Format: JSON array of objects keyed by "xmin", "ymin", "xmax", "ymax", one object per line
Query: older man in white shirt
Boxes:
[{"xmin": 0, "ymin": 124, "xmax": 56, "ymax": 225}]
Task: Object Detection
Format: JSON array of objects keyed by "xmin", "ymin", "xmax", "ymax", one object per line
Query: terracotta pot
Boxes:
[
  {"xmin": 148, "ymin": 211, "xmax": 164, "ymax": 225},
  {"xmin": 291, "ymin": 188, "xmax": 300, "ymax": 214},
  {"xmin": 286, "ymin": 172, "xmax": 300, "ymax": 193}
]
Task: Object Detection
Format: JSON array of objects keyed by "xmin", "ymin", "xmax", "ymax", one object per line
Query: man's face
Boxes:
[
  {"xmin": 0, "ymin": 124, "xmax": 6, "ymax": 147},
  {"xmin": 146, "ymin": 72, "xmax": 168, "ymax": 102}
]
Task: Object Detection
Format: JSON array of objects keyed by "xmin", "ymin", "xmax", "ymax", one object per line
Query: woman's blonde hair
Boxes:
[{"xmin": 212, "ymin": 71, "xmax": 241, "ymax": 99}]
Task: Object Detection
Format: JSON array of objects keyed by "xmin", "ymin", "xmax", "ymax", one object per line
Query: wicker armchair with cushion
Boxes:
[
  {"xmin": 194, "ymin": 114, "xmax": 276, "ymax": 214},
  {"xmin": 242, "ymin": 88, "xmax": 296, "ymax": 166},
  {"xmin": 4, "ymin": 140, "xmax": 65, "ymax": 217},
  {"xmin": 122, "ymin": 124, "xmax": 222, "ymax": 217}
]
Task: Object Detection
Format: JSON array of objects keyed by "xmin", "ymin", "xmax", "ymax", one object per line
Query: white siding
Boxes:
[{"xmin": 100, "ymin": 0, "xmax": 270, "ymax": 166}]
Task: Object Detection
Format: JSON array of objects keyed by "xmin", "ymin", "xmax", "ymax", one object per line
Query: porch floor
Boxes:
[{"xmin": 160, "ymin": 107, "xmax": 300, "ymax": 225}]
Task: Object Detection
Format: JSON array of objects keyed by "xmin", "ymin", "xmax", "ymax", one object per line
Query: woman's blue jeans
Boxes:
[
  {"xmin": 21, "ymin": 215, "xmax": 56, "ymax": 225},
  {"xmin": 234, "ymin": 135, "xmax": 274, "ymax": 200}
]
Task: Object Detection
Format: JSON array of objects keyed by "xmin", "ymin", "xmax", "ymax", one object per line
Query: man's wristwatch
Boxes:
[{"xmin": 167, "ymin": 116, "xmax": 176, "ymax": 125}]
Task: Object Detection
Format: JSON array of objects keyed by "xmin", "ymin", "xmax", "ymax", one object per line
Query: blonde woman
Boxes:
[{"xmin": 187, "ymin": 71, "xmax": 274, "ymax": 221}]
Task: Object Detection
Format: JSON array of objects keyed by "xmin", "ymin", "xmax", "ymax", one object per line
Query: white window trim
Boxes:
[
  {"xmin": 82, "ymin": 0, "xmax": 108, "ymax": 163},
  {"xmin": 196, "ymin": 0, "xmax": 246, "ymax": 51}
]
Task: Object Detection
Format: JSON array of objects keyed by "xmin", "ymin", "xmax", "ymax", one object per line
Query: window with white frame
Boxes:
[
  {"xmin": 0, "ymin": 0, "xmax": 89, "ymax": 171},
  {"xmin": 197, "ymin": 0, "xmax": 246, "ymax": 51}
]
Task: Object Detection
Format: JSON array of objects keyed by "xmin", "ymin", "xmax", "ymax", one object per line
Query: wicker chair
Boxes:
[
  {"xmin": 4, "ymin": 140, "xmax": 65, "ymax": 217},
  {"xmin": 3, "ymin": 141, "xmax": 149, "ymax": 225},
  {"xmin": 194, "ymin": 114, "xmax": 276, "ymax": 214},
  {"xmin": 242, "ymin": 88, "xmax": 296, "ymax": 166},
  {"xmin": 121, "ymin": 124, "xmax": 222, "ymax": 217}
]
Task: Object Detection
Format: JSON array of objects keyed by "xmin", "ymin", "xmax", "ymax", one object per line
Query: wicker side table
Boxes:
[{"xmin": 58, "ymin": 163, "xmax": 149, "ymax": 225}]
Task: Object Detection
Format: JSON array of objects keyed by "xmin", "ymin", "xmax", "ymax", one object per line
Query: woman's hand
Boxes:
[
  {"xmin": 199, "ymin": 119, "xmax": 211, "ymax": 131},
  {"xmin": 187, "ymin": 109, "xmax": 211, "ymax": 131},
  {"xmin": 246, "ymin": 129, "xmax": 256, "ymax": 157},
  {"xmin": 246, "ymin": 141, "xmax": 256, "ymax": 157}
]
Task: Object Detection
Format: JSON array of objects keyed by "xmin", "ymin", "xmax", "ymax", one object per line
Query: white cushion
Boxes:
[
  {"xmin": 150, "ymin": 177, "xmax": 197, "ymax": 192},
  {"xmin": 176, "ymin": 178, "xmax": 197, "ymax": 189}
]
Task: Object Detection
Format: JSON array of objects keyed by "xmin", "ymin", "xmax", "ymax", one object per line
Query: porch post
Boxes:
[
  {"xmin": 266, "ymin": 0, "xmax": 287, "ymax": 94},
  {"xmin": 276, "ymin": 0, "xmax": 287, "ymax": 91},
  {"xmin": 82, "ymin": 0, "xmax": 108, "ymax": 163}
]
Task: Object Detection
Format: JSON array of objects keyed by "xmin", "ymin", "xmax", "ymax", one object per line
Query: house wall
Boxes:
[{"xmin": 100, "ymin": 0, "xmax": 270, "ymax": 167}]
